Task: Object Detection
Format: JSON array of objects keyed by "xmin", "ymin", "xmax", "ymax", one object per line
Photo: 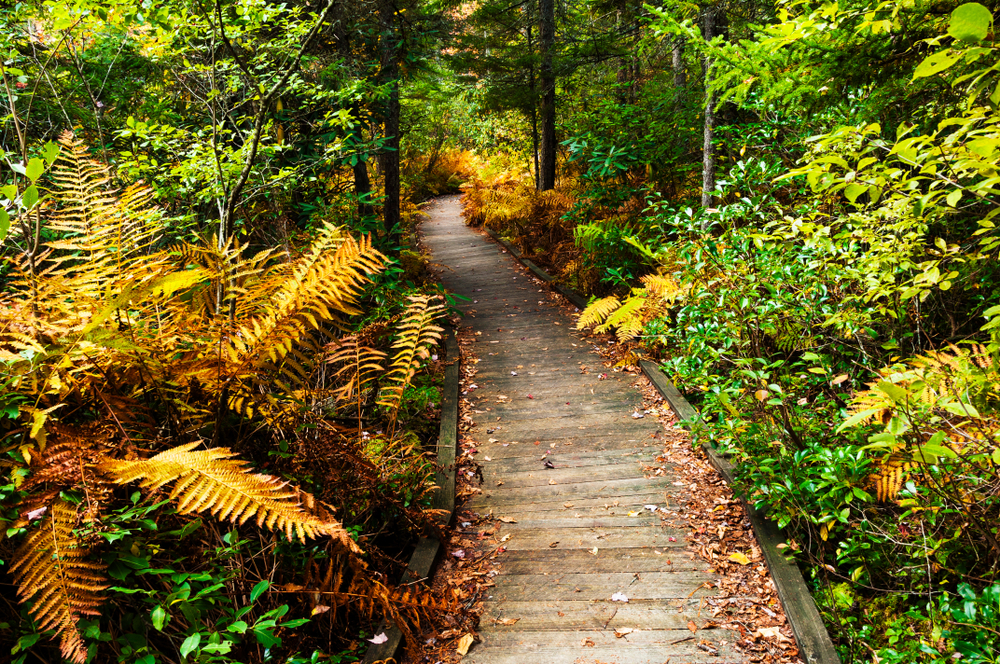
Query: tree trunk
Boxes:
[
  {"xmin": 538, "ymin": 0, "xmax": 556, "ymax": 191},
  {"xmin": 527, "ymin": 19, "xmax": 540, "ymax": 189},
  {"xmin": 672, "ymin": 37, "xmax": 686, "ymax": 107},
  {"xmin": 700, "ymin": 7, "xmax": 716, "ymax": 217},
  {"xmin": 378, "ymin": 0, "xmax": 401, "ymax": 247},
  {"xmin": 335, "ymin": 15, "xmax": 375, "ymax": 221}
]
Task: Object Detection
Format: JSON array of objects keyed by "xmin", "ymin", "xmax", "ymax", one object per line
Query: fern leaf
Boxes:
[
  {"xmin": 378, "ymin": 295, "xmax": 445, "ymax": 414},
  {"xmin": 577, "ymin": 296, "xmax": 622, "ymax": 331},
  {"xmin": 101, "ymin": 442, "xmax": 360, "ymax": 547},
  {"xmin": 10, "ymin": 500, "xmax": 107, "ymax": 664}
]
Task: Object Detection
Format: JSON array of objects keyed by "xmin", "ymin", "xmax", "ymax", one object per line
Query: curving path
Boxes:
[{"xmin": 422, "ymin": 195, "xmax": 744, "ymax": 664}]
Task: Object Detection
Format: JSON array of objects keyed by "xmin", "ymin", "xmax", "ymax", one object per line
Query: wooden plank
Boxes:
[
  {"xmin": 495, "ymin": 550, "xmax": 705, "ymax": 574},
  {"xmin": 490, "ymin": 526, "xmax": 686, "ymax": 551},
  {"xmin": 479, "ymin": 599, "xmax": 723, "ymax": 630}
]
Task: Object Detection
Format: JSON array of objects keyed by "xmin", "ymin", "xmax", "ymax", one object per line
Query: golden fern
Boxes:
[
  {"xmin": 10, "ymin": 500, "xmax": 107, "ymax": 664},
  {"xmin": 101, "ymin": 442, "xmax": 359, "ymax": 547},
  {"xmin": 325, "ymin": 335, "xmax": 388, "ymax": 406},
  {"xmin": 577, "ymin": 296, "xmax": 622, "ymax": 331},
  {"xmin": 378, "ymin": 295, "xmax": 445, "ymax": 417}
]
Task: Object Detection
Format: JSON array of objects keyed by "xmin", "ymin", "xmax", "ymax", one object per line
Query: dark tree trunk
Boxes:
[
  {"xmin": 538, "ymin": 0, "xmax": 556, "ymax": 191},
  {"xmin": 378, "ymin": 0, "xmax": 401, "ymax": 247}
]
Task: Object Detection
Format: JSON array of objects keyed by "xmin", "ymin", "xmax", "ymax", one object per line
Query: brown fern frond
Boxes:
[
  {"xmin": 325, "ymin": 335, "xmax": 388, "ymax": 403},
  {"xmin": 100, "ymin": 442, "xmax": 361, "ymax": 548},
  {"xmin": 10, "ymin": 499, "xmax": 107, "ymax": 664}
]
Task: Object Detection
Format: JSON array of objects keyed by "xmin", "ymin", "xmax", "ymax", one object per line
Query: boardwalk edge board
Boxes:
[
  {"xmin": 476, "ymin": 214, "xmax": 840, "ymax": 664},
  {"xmin": 363, "ymin": 329, "xmax": 461, "ymax": 664},
  {"xmin": 639, "ymin": 360, "xmax": 842, "ymax": 664}
]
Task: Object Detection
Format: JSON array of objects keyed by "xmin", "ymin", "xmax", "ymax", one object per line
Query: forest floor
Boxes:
[{"xmin": 411, "ymin": 195, "xmax": 802, "ymax": 664}]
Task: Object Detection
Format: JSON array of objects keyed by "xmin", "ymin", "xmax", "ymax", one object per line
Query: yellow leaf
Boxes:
[
  {"xmin": 456, "ymin": 633, "xmax": 475, "ymax": 656},
  {"xmin": 728, "ymin": 552, "xmax": 751, "ymax": 565},
  {"xmin": 754, "ymin": 389, "xmax": 769, "ymax": 401},
  {"xmin": 832, "ymin": 374, "xmax": 849, "ymax": 385},
  {"xmin": 820, "ymin": 523, "xmax": 829, "ymax": 541}
]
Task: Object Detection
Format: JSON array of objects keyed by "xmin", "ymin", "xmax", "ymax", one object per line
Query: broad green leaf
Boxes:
[
  {"xmin": 250, "ymin": 580, "xmax": 269, "ymax": 603},
  {"xmin": 22, "ymin": 185, "xmax": 38, "ymax": 210},
  {"xmin": 42, "ymin": 141, "xmax": 60, "ymax": 165},
  {"xmin": 947, "ymin": 189, "xmax": 963, "ymax": 207},
  {"xmin": 877, "ymin": 381, "xmax": 908, "ymax": 404},
  {"xmin": 914, "ymin": 50, "xmax": 963, "ymax": 78},
  {"xmin": 837, "ymin": 408, "xmax": 880, "ymax": 432},
  {"xmin": 0, "ymin": 208, "xmax": 8, "ymax": 240},
  {"xmin": 25, "ymin": 158, "xmax": 43, "ymax": 183},
  {"xmin": 152, "ymin": 605, "xmax": 167, "ymax": 631},
  {"xmin": 845, "ymin": 183, "xmax": 868, "ymax": 203},
  {"xmin": 1, "ymin": 184, "xmax": 15, "ymax": 201},
  {"xmin": 179, "ymin": 633, "xmax": 201, "ymax": 658},
  {"xmin": 949, "ymin": 3, "xmax": 993, "ymax": 43}
]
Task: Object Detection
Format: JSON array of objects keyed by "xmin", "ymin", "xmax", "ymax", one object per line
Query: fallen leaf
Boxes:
[
  {"xmin": 311, "ymin": 605, "xmax": 331, "ymax": 616},
  {"xmin": 548, "ymin": 479, "xmax": 557, "ymax": 485},
  {"xmin": 498, "ymin": 517, "xmax": 517, "ymax": 523},
  {"xmin": 611, "ymin": 592, "xmax": 629, "ymax": 602},
  {"xmin": 496, "ymin": 618, "xmax": 519, "ymax": 625},
  {"xmin": 456, "ymin": 633, "xmax": 475, "ymax": 656},
  {"xmin": 631, "ymin": 411, "xmax": 644, "ymax": 418},
  {"xmin": 582, "ymin": 638, "xmax": 595, "ymax": 647},
  {"xmin": 368, "ymin": 632, "xmax": 388, "ymax": 644},
  {"xmin": 687, "ymin": 620, "xmax": 698, "ymax": 634},
  {"xmin": 500, "ymin": 534, "xmax": 511, "ymax": 542},
  {"xmin": 549, "ymin": 541, "xmax": 559, "ymax": 548},
  {"xmin": 627, "ymin": 510, "xmax": 640, "ymax": 517},
  {"xmin": 484, "ymin": 456, "xmax": 492, "ymax": 461},
  {"xmin": 563, "ymin": 502, "xmax": 574, "ymax": 508},
  {"xmin": 728, "ymin": 551, "xmax": 751, "ymax": 565},
  {"xmin": 590, "ymin": 547, "xmax": 598, "ymax": 555},
  {"xmin": 754, "ymin": 627, "xmax": 793, "ymax": 643},
  {"xmin": 452, "ymin": 550, "xmax": 465, "ymax": 558}
]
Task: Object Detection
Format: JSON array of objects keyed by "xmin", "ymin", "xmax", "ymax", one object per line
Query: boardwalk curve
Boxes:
[{"xmin": 422, "ymin": 195, "xmax": 744, "ymax": 664}]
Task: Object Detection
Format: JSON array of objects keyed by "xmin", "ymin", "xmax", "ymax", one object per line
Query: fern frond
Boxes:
[
  {"xmin": 378, "ymin": 295, "xmax": 445, "ymax": 414},
  {"xmin": 10, "ymin": 499, "xmax": 107, "ymax": 664},
  {"xmin": 597, "ymin": 295, "xmax": 645, "ymax": 340},
  {"xmin": 325, "ymin": 336, "xmax": 388, "ymax": 403},
  {"xmin": 101, "ymin": 442, "xmax": 360, "ymax": 548},
  {"xmin": 577, "ymin": 296, "xmax": 622, "ymax": 331}
]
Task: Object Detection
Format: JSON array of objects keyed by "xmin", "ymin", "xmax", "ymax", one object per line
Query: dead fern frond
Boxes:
[
  {"xmin": 101, "ymin": 442, "xmax": 360, "ymax": 548},
  {"xmin": 11, "ymin": 500, "xmax": 107, "ymax": 664},
  {"xmin": 325, "ymin": 335, "xmax": 388, "ymax": 405}
]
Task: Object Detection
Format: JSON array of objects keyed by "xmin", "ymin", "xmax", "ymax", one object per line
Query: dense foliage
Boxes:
[
  {"xmin": 458, "ymin": 0, "xmax": 1000, "ymax": 661},
  {"xmin": 0, "ymin": 1, "xmax": 477, "ymax": 662}
]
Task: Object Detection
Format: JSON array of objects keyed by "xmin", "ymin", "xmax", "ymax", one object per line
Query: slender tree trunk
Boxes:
[
  {"xmin": 527, "ymin": 19, "xmax": 540, "ymax": 189},
  {"xmin": 538, "ymin": 0, "xmax": 556, "ymax": 191},
  {"xmin": 700, "ymin": 7, "xmax": 716, "ymax": 218},
  {"xmin": 672, "ymin": 37, "xmax": 686, "ymax": 108},
  {"xmin": 335, "ymin": 15, "xmax": 375, "ymax": 221},
  {"xmin": 378, "ymin": 0, "xmax": 401, "ymax": 247}
]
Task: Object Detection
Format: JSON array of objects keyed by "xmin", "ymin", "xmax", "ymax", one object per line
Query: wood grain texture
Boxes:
[{"xmin": 420, "ymin": 196, "xmax": 745, "ymax": 663}]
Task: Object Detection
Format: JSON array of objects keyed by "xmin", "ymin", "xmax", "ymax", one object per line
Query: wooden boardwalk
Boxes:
[{"xmin": 422, "ymin": 195, "xmax": 743, "ymax": 664}]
